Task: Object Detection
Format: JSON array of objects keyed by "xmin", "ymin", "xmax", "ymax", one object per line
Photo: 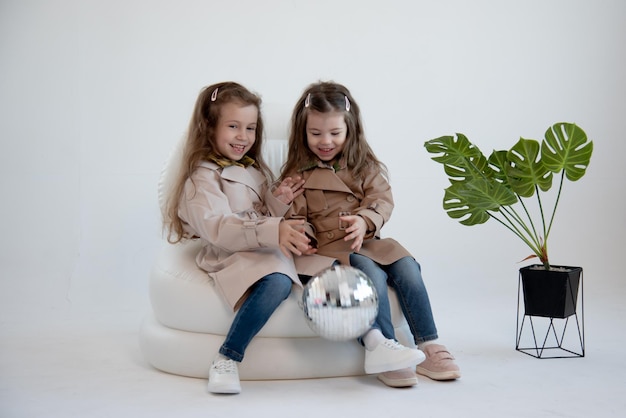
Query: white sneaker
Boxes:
[
  {"xmin": 364, "ymin": 339, "xmax": 425, "ymax": 374},
  {"xmin": 208, "ymin": 358, "xmax": 241, "ymax": 394}
]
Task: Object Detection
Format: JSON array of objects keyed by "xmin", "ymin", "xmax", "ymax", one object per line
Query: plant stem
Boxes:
[
  {"xmin": 487, "ymin": 210, "xmax": 542, "ymax": 260},
  {"xmin": 545, "ymin": 170, "xmax": 566, "ymax": 245},
  {"xmin": 533, "ymin": 185, "xmax": 550, "ymax": 269},
  {"xmin": 509, "ymin": 198, "xmax": 542, "ymax": 250}
]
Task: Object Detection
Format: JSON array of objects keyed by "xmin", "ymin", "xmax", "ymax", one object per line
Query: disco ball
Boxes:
[{"xmin": 302, "ymin": 265, "xmax": 378, "ymax": 341}]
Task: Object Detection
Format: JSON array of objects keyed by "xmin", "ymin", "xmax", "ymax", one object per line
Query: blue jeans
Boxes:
[
  {"xmin": 349, "ymin": 254, "xmax": 438, "ymax": 344},
  {"xmin": 219, "ymin": 272, "xmax": 292, "ymax": 362}
]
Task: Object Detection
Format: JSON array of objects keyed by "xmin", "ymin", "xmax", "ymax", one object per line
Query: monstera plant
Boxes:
[
  {"xmin": 423, "ymin": 122, "xmax": 593, "ymax": 271},
  {"xmin": 426, "ymin": 122, "xmax": 593, "ymax": 357}
]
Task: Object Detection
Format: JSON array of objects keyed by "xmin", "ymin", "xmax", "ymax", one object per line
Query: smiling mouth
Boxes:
[{"xmin": 231, "ymin": 144, "xmax": 246, "ymax": 153}]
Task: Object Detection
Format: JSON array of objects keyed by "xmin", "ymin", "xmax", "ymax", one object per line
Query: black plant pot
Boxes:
[{"xmin": 520, "ymin": 265, "xmax": 582, "ymax": 318}]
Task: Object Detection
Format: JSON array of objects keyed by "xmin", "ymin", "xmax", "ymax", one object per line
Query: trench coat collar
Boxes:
[
  {"xmin": 302, "ymin": 164, "xmax": 353, "ymax": 194},
  {"xmin": 198, "ymin": 161, "xmax": 266, "ymax": 195}
]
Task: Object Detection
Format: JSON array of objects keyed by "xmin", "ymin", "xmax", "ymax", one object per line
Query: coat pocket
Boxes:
[{"xmin": 305, "ymin": 189, "xmax": 328, "ymax": 213}]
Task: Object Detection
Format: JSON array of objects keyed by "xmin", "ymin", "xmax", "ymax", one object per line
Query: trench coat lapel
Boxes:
[
  {"xmin": 199, "ymin": 161, "xmax": 266, "ymax": 198},
  {"xmin": 304, "ymin": 168, "xmax": 353, "ymax": 194}
]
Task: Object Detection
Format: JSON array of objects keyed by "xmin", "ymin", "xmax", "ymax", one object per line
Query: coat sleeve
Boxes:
[
  {"xmin": 178, "ymin": 168, "xmax": 281, "ymax": 252},
  {"xmin": 264, "ymin": 186, "xmax": 290, "ymax": 217},
  {"xmin": 355, "ymin": 170, "xmax": 394, "ymax": 235},
  {"xmin": 283, "ymin": 177, "xmax": 318, "ymax": 247}
]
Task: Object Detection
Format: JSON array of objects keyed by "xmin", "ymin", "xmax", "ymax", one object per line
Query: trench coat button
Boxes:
[
  {"xmin": 326, "ymin": 232, "xmax": 334, "ymax": 239},
  {"xmin": 346, "ymin": 195, "xmax": 355, "ymax": 202}
]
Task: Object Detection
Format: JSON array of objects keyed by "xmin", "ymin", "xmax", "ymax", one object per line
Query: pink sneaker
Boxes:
[
  {"xmin": 377, "ymin": 367, "xmax": 418, "ymax": 388},
  {"xmin": 415, "ymin": 344, "xmax": 461, "ymax": 381}
]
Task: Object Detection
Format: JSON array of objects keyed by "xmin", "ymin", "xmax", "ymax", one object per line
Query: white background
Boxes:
[{"xmin": 1, "ymin": 0, "xmax": 624, "ymax": 335}]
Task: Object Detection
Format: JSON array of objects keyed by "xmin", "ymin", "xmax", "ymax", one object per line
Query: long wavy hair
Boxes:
[
  {"xmin": 280, "ymin": 81, "xmax": 387, "ymax": 181},
  {"xmin": 164, "ymin": 81, "xmax": 271, "ymax": 243}
]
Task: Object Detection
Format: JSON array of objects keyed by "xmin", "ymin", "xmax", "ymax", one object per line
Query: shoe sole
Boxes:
[
  {"xmin": 208, "ymin": 383, "xmax": 241, "ymax": 394},
  {"xmin": 365, "ymin": 351, "xmax": 426, "ymax": 374},
  {"xmin": 377, "ymin": 374, "xmax": 418, "ymax": 388},
  {"xmin": 415, "ymin": 366, "xmax": 461, "ymax": 381}
]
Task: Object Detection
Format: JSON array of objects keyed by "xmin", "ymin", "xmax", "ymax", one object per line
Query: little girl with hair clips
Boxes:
[
  {"xmin": 163, "ymin": 81, "xmax": 313, "ymax": 395},
  {"xmin": 281, "ymin": 81, "xmax": 461, "ymax": 388}
]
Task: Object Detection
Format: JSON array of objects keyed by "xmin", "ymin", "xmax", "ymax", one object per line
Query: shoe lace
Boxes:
[
  {"xmin": 381, "ymin": 339, "xmax": 404, "ymax": 350},
  {"xmin": 214, "ymin": 359, "xmax": 238, "ymax": 374}
]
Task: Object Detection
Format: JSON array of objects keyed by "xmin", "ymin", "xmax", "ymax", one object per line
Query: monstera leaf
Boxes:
[
  {"xmin": 542, "ymin": 122, "xmax": 593, "ymax": 181},
  {"xmin": 487, "ymin": 150, "xmax": 511, "ymax": 186},
  {"xmin": 424, "ymin": 134, "xmax": 492, "ymax": 184},
  {"xmin": 507, "ymin": 138, "xmax": 552, "ymax": 197},
  {"xmin": 443, "ymin": 179, "xmax": 518, "ymax": 226}
]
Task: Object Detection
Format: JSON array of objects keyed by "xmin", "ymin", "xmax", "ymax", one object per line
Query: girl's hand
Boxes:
[
  {"xmin": 340, "ymin": 215, "xmax": 367, "ymax": 252},
  {"xmin": 279, "ymin": 219, "xmax": 314, "ymax": 257},
  {"xmin": 273, "ymin": 176, "xmax": 305, "ymax": 204}
]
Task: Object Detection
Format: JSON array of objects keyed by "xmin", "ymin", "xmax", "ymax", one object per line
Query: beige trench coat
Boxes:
[
  {"xmin": 178, "ymin": 161, "xmax": 301, "ymax": 310},
  {"xmin": 285, "ymin": 163, "xmax": 412, "ymax": 277}
]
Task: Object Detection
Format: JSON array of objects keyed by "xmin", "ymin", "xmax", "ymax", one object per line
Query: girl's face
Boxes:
[
  {"xmin": 214, "ymin": 101, "xmax": 258, "ymax": 161},
  {"xmin": 305, "ymin": 110, "xmax": 347, "ymax": 162}
]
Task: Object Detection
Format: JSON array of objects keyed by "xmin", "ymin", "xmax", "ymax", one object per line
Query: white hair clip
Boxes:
[
  {"xmin": 304, "ymin": 93, "xmax": 311, "ymax": 108},
  {"xmin": 345, "ymin": 96, "xmax": 350, "ymax": 111},
  {"xmin": 211, "ymin": 87, "xmax": 219, "ymax": 102}
]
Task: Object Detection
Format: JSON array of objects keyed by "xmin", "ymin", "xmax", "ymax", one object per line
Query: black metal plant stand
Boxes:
[{"xmin": 515, "ymin": 268, "xmax": 585, "ymax": 358}]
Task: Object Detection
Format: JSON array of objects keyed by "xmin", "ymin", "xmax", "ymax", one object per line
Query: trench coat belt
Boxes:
[{"xmin": 314, "ymin": 216, "xmax": 345, "ymax": 232}]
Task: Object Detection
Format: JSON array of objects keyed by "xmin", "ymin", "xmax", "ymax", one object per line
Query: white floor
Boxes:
[{"xmin": 2, "ymin": 280, "xmax": 625, "ymax": 418}]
